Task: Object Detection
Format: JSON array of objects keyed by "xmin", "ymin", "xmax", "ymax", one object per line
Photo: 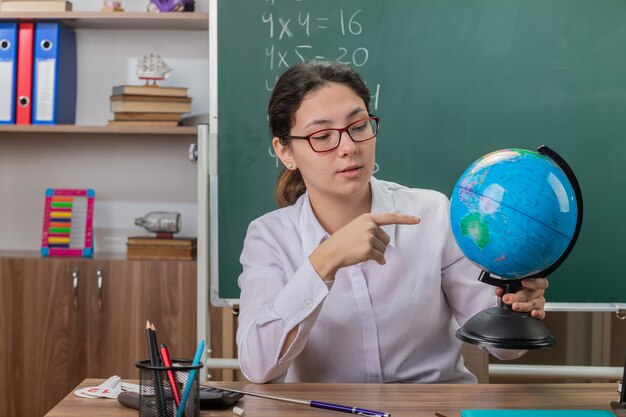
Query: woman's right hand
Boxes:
[{"xmin": 309, "ymin": 212, "xmax": 420, "ymax": 280}]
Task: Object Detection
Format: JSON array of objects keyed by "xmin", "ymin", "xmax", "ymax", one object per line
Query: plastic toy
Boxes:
[
  {"xmin": 147, "ymin": 0, "xmax": 194, "ymax": 12},
  {"xmin": 41, "ymin": 188, "xmax": 95, "ymax": 257}
]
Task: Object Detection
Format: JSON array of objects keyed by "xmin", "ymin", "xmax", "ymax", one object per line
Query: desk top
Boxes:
[{"xmin": 46, "ymin": 379, "xmax": 621, "ymax": 417}]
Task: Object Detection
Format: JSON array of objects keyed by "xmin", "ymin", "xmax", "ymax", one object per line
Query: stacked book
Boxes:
[
  {"xmin": 127, "ymin": 236, "xmax": 197, "ymax": 260},
  {"xmin": 108, "ymin": 84, "xmax": 192, "ymax": 127},
  {"xmin": 0, "ymin": 1, "xmax": 73, "ymax": 11}
]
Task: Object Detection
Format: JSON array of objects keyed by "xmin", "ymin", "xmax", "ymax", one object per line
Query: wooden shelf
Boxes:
[
  {"xmin": 0, "ymin": 124, "xmax": 197, "ymax": 135},
  {"xmin": 0, "ymin": 250, "xmax": 129, "ymax": 260},
  {"xmin": 0, "ymin": 11, "xmax": 208, "ymax": 30}
]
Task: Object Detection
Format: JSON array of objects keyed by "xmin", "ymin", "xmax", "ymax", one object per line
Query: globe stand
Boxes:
[
  {"xmin": 456, "ymin": 271, "xmax": 556, "ymax": 349},
  {"xmin": 454, "ymin": 146, "xmax": 585, "ymax": 350},
  {"xmin": 610, "ymin": 349, "xmax": 626, "ymax": 411}
]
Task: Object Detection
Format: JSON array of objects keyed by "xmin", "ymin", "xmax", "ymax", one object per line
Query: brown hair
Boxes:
[{"xmin": 269, "ymin": 61, "xmax": 371, "ymax": 207}]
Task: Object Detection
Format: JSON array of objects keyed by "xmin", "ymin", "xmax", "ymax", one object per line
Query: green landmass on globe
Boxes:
[{"xmin": 459, "ymin": 212, "xmax": 490, "ymax": 249}]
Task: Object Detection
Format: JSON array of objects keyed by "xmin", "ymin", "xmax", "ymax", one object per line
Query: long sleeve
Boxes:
[
  {"xmin": 236, "ymin": 217, "xmax": 331, "ymax": 383},
  {"xmin": 237, "ymin": 179, "xmax": 526, "ymax": 384}
]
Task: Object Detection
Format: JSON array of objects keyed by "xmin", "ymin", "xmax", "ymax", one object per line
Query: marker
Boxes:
[{"xmin": 160, "ymin": 343, "xmax": 181, "ymax": 406}]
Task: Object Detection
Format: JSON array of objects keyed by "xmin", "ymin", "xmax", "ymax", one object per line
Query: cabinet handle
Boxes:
[
  {"xmin": 97, "ymin": 269, "xmax": 103, "ymax": 295},
  {"xmin": 96, "ymin": 269, "xmax": 104, "ymax": 311},
  {"xmin": 72, "ymin": 269, "xmax": 79, "ymax": 309},
  {"xmin": 188, "ymin": 143, "xmax": 198, "ymax": 163}
]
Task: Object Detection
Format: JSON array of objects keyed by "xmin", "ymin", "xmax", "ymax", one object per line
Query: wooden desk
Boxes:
[{"xmin": 46, "ymin": 379, "xmax": 621, "ymax": 417}]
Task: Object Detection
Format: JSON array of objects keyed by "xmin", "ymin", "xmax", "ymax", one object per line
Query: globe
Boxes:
[{"xmin": 450, "ymin": 148, "xmax": 581, "ymax": 280}]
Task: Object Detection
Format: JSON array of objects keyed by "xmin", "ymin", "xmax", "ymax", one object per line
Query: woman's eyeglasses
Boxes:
[{"xmin": 284, "ymin": 115, "xmax": 379, "ymax": 153}]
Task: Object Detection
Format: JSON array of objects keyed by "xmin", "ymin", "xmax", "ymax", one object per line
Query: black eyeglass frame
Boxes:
[{"xmin": 283, "ymin": 114, "xmax": 380, "ymax": 153}]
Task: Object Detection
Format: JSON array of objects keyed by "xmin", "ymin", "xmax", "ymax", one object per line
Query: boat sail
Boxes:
[{"xmin": 137, "ymin": 53, "xmax": 172, "ymax": 84}]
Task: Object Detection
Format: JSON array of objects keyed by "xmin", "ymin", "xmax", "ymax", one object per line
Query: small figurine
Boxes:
[
  {"xmin": 102, "ymin": 0, "xmax": 124, "ymax": 12},
  {"xmin": 136, "ymin": 53, "xmax": 172, "ymax": 85},
  {"xmin": 147, "ymin": 0, "xmax": 194, "ymax": 13},
  {"xmin": 135, "ymin": 211, "xmax": 181, "ymax": 238}
]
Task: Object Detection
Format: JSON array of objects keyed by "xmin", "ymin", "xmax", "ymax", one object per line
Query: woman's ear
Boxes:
[{"xmin": 272, "ymin": 137, "xmax": 296, "ymax": 170}]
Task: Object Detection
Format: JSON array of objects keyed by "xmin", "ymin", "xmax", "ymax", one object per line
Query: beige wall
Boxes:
[{"xmin": 0, "ymin": 0, "xmax": 208, "ymax": 253}]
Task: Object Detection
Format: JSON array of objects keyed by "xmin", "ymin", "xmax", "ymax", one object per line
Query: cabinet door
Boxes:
[
  {"xmin": 0, "ymin": 257, "xmax": 87, "ymax": 417},
  {"xmin": 85, "ymin": 259, "xmax": 197, "ymax": 379},
  {"xmin": 0, "ymin": 257, "xmax": 20, "ymax": 417}
]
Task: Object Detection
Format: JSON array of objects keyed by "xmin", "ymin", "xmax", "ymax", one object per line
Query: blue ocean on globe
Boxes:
[{"xmin": 450, "ymin": 148, "xmax": 579, "ymax": 279}]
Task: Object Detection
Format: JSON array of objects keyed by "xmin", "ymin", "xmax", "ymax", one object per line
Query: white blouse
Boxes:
[{"xmin": 237, "ymin": 177, "xmax": 523, "ymax": 384}]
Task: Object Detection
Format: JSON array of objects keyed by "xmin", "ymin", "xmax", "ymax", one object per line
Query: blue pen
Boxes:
[
  {"xmin": 210, "ymin": 386, "xmax": 391, "ymax": 417},
  {"xmin": 176, "ymin": 338, "xmax": 205, "ymax": 417}
]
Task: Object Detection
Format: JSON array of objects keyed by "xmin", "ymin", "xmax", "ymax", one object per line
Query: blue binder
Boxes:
[
  {"xmin": 32, "ymin": 22, "xmax": 76, "ymax": 125},
  {"xmin": 0, "ymin": 22, "xmax": 18, "ymax": 124}
]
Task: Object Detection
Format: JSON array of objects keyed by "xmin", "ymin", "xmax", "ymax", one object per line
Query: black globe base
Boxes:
[
  {"xmin": 610, "ymin": 349, "xmax": 626, "ymax": 410},
  {"xmin": 456, "ymin": 271, "xmax": 556, "ymax": 350},
  {"xmin": 456, "ymin": 305, "xmax": 555, "ymax": 349},
  {"xmin": 610, "ymin": 401, "xmax": 626, "ymax": 410}
]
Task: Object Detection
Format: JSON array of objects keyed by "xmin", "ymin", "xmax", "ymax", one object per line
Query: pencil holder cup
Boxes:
[{"xmin": 136, "ymin": 359, "xmax": 203, "ymax": 417}]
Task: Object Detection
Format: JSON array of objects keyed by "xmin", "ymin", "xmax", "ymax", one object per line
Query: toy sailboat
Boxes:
[{"xmin": 136, "ymin": 53, "xmax": 172, "ymax": 85}]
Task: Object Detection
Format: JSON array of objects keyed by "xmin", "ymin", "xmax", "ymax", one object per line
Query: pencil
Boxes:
[
  {"xmin": 149, "ymin": 321, "xmax": 163, "ymax": 366},
  {"xmin": 146, "ymin": 321, "xmax": 167, "ymax": 417},
  {"xmin": 146, "ymin": 321, "xmax": 159, "ymax": 365}
]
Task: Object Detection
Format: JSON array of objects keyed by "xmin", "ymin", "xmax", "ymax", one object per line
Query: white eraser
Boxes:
[{"xmin": 233, "ymin": 406, "xmax": 245, "ymax": 417}]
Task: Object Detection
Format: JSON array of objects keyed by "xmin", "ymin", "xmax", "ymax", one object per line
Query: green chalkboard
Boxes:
[{"xmin": 216, "ymin": 0, "xmax": 626, "ymax": 303}]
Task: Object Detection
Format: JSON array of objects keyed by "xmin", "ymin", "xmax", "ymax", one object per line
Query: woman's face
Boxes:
[{"xmin": 273, "ymin": 82, "xmax": 376, "ymax": 204}]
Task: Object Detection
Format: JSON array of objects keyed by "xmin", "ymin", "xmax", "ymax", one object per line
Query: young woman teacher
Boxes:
[{"xmin": 236, "ymin": 61, "xmax": 548, "ymax": 384}]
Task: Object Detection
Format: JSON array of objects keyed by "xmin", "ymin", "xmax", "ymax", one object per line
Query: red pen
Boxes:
[{"xmin": 160, "ymin": 343, "xmax": 181, "ymax": 407}]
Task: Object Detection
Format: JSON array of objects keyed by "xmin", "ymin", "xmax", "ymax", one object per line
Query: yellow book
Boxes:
[
  {"xmin": 127, "ymin": 236, "xmax": 197, "ymax": 247},
  {"xmin": 107, "ymin": 120, "xmax": 180, "ymax": 127},
  {"xmin": 126, "ymin": 246, "xmax": 197, "ymax": 260},
  {"xmin": 112, "ymin": 85, "xmax": 189, "ymax": 98},
  {"xmin": 114, "ymin": 112, "xmax": 183, "ymax": 122},
  {"xmin": 110, "ymin": 95, "xmax": 192, "ymax": 114},
  {"xmin": 126, "ymin": 237, "xmax": 197, "ymax": 260},
  {"xmin": 0, "ymin": 1, "xmax": 73, "ymax": 12}
]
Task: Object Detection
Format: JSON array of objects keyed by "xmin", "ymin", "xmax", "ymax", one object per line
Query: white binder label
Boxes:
[
  {"xmin": 36, "ymin": 59, "xmax": 55, "ymax": 121},
  {"xmin": 0, "ymin": 61, "xmax": 12, "ymax": 121}
]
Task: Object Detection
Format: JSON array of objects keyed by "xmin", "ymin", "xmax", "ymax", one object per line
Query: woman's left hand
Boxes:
[{"xmin": 495, "ymin": 278, "xmax": 548, "ymax": 320}]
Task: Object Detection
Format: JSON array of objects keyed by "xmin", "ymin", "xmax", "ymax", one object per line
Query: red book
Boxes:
[{"xmin": 15, "ymin": 22, "xmax": 34, "ymax": 125}]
